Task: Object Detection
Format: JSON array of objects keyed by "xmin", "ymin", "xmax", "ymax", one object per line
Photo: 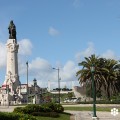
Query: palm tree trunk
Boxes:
[{"xmin": 106, "ymin": 83, "xmax": 110, "ymax": 101}]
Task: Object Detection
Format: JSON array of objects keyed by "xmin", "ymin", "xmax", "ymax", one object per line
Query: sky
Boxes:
[{"xmin": 0, "ymin": 0, "xmax": 120, "ymax": 89}]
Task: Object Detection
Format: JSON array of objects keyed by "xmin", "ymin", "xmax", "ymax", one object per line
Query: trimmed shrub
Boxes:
[
  {"xmin": 41, "ymin": 102, "xmax": 64, "ymax": 113},
  {"xmin": 0, "ymin": 112, "xmax": 37, "ymax": 120},
  {"xmin": 39, "ymin": 106, "xmax": 52, "ymax": 112},
  {"xmin": 14, "ymin": 104, "xmax": 41, "ymax": 114},
  {"xmin": 24, "ymin": 104, "xmax": 40, "ymax": 114},
  {"xmin": 13, "ymin": 102, "xmax": 64, "ymax": 117},
  {"xmin": 54, "ymin": 104, "xmax": 64, "ymax": 113},
  {"xmin": 31, "ymin": 112, "xmax": 59, "ymax": 118},
  {"xmin": 13, "ymin": 107, "xmax": 24, "ymax": 113},
  {"xmin": 0, "ymin": 112, "xmax": 19, "ymax": 120},
  {"xmin": 18, "ymin": 114, "xmax": 37, "ymax": 120}
]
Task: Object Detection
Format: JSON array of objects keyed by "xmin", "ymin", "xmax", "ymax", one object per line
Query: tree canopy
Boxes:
[{"xmin": 76, "ymin": 54, "xmax": 120, "ymax": 100}]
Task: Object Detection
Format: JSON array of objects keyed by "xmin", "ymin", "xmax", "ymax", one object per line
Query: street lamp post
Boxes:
[
  {"xmin": 26, "ymin": 61, "xmax": 28, "ymax": 104},
  {"xmin": 53, "ymin": 67, "xmax": 60, "ymax": 104},
  {"xmin": 90, "ymin": 64, "xmax": 97, "ymax": 119}
]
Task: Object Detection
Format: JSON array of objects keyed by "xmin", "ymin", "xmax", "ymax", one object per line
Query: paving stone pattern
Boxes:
[{"xmin": 65, "ymin": 110, "xmax": 120, "ymax": 120}]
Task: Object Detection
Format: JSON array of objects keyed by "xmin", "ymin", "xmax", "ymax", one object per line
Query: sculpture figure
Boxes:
[{"xmin": 8, "ymin": 20, "xmax": 16, "ymax": 39}]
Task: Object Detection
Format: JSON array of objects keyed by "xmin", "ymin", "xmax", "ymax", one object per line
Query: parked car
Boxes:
[
  {"xmin": 71, "ymin": 97, "xmax": 81, "ymax": 103},
  {"xmin": 63, "ymin": 98, "xmax": 71, "ymax": 103},
  {"xmin": 63, "ymin": 97, "xmax": 81, "ymax": 103}
]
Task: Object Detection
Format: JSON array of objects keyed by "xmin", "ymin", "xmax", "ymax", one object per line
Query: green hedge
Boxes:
[
  {"xmin": 13, "ymin": 107, "xmax": 24, "ymax": 114},
  {"xmin": 41, "ymin": 102, "xmax": 64, "ymax": 113},
  {"xmin": 0, "ymin": 112, "xmax": 19, "ymax": 120},
  {"xmin": 0, "ymin": 112, "xmax": 37, "ymax": 120},
  {"xmin": 31, "ymin": 112, "xmax": 59, "ymax": 118},
  {"xmin": 77, "ymin": 100, "xmax": 120, "ymax": 104},
  {"xmin": 13, "ymin": 103, "xmax": 64, "ymax": 115},
  {"xmin": 14, "ymin": 105, "xmax": 52, "ymax": 114}
]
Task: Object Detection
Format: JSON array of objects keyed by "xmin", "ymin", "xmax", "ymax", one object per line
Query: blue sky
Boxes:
[{"xmin": 0, "ymin": 0, "xmax": 120, "ymax": 89}]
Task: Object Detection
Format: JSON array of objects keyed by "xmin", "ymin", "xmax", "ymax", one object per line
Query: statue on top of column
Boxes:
[{"xmin": 8, "ymin": 20, "xmax": 16, "ymax": 40}]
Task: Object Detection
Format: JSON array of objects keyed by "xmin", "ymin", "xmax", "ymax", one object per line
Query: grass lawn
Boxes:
[
  {"xmin": 36, "ymin": 113, "xmax": 71, "ymax": 120},
  {"xmin": 64, "ymin": 106, "xmax": 120, "ymax": 112}
]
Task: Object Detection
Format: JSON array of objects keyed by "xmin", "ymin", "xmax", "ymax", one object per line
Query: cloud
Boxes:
[
  {"xmin": 75, "ymin": 42, "xmax": 95, "ymax": 62},
  {"xmin": 49, "ymin": 61, "xmax": 79, "ymax": 89},
  {"xmin": 0, "ymin": 42, "xmax": 6, "ymax": 68},
  {"xmin": 75, "ymin": 42, "xmax": 119, "ymax": 61},
  {"xmin": 19, "ymin": 57, "xmax": 79, "ymax": 89},
  {"xmin": 0, "ymin": 38, "xmax": 79, "ymax": 89},
  {"xmin": 101, "ymin": 50, "xmax": 117, "ymax": 59},
  {"xmin": 62, "ymin": 61, "xmax": 79, "ymax": 81},
  {"xmin": 18, "ymin": 39, "xmax": 33, "ymax": 55},
  {"xmin": 29, "ymin": 57, "xmax": 52, "ymax": 74},
  {"xmin": 0, "ymin": 38, "xmax": 80, "ymax": 89},
  {"xmin": 48, "ymin": 26, "xmax": 60, "ymax": 36},
  {"xmin": 19, "ymin": 57, "xmax": 52, "ymax": 80}
]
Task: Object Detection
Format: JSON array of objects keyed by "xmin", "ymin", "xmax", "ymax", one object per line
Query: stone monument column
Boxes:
[
  {"xmin": 0, "ymin": 20, "xmax": 21, "ymax": 105},
  {"xmin": 3, "ymin": 20, "xmax": 20, "ymax": 95}
]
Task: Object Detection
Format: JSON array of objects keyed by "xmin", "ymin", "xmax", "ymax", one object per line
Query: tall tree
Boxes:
[
  {"xmin": 76, "ymin": 54, "xmax": 104, "ymax": 96},
  {"xmin": 76, "ymin": 55, "xmax": 120, "ymax": 100},
  {"xmin": 101, "ymin": 59, "xmax": 120, "ymax": 100}
]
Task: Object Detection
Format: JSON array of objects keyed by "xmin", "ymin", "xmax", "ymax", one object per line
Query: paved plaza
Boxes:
[
  {"xmin": 65, "ymin": 110, "xmax": 120, "ymax": 120},
  {"xmin": 64, "ymin": 104, "xmax": 120, "ymax": 120},
  {"xmin": 0, "ymin": 106, "xmax": 18, "ymax": 112}
]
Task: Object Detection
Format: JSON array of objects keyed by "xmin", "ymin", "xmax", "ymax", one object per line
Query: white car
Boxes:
[
  {"xmin": 64, "ymin": 97, "xmax": 81, "ymax": 103},
  {"xmin": 63, "ymin": 98, "xmax": 71, "ymax": 103},
  {"xmin": 71, "ymin": 97, "xmax": 81, "ymax": 103}
]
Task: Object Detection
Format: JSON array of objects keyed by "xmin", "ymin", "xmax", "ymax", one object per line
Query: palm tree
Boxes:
[
  {"xmin": 77, "ymin": 55, "xmax": 120, "ymax": 100},
  {"xmin": 76, "ymin": 54, "xmax": 104, "ymax": 97},
  {"xmin": 101, "ymin": 59, "xmax": 120, "ymax": 100}
]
